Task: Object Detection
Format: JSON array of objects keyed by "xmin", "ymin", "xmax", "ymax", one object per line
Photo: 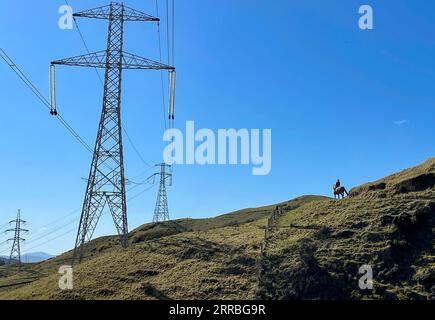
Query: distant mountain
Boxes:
[
  {"xmin": 21, "ymin": 252, "xmax": 55, "ymax": 263},
  {"xmin": 0, "ymin": 252, "xmax": 54, "ymax": 264}
]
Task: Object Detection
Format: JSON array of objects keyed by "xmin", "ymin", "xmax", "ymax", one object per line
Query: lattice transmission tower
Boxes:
[
  {"xmin": 6, "ymin": 210, "xmax": 28, "ymax": 265},
  {"xmin": 50, "ymin": 2, "xmax": 175, "ymax": 264},
  {"xmin": 150, "ymin": 163, "xmax": 172, "ymax": 222}
]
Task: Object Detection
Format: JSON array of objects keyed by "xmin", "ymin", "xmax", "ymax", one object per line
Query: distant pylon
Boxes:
[
  {"xmin": 6, "ymin": 210, "xmax": 28, "ymax": 265},
  {"xmin": 151, "ymin": 163, "xmax": 172, "ymax": 222}
]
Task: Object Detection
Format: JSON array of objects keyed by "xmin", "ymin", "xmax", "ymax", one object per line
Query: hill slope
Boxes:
[
  {"xmin": 0, "ymin": 196, "xmax": 326, "ymax": 299},
  {"xmin": 257, "ymin": 158, "xmax": 435, "ymax": 300},
  {"xmin": 0, "ymin": 159, "xmax": 434, "ymax": 300}
]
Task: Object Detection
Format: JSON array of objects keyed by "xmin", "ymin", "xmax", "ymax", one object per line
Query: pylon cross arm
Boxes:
[
  {"xmin": 52, "ymin": 51, "xmax": 174, "ymax": 71},
  {"xmin": 74, "ymin": 4, "xmax": 159, "ymax": 22},
  {"xmin": 122, "ymin": 52, "xmax": 175, "ymax": 70}
]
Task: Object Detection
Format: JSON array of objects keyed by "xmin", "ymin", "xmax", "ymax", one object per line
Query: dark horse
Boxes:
[{"xmin": 333, "ymin": 185, "xmax": 349, "ymax": 199}]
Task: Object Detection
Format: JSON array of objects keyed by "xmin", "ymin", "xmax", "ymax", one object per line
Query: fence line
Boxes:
[{"xmin": 254, "ymin": 204, "xmax": 289, "ymax": 299}]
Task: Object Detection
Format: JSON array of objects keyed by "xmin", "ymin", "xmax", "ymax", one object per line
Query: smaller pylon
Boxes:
[
  {"xmin": 6, "ymin": 210, "xmax": 28, "ymax": 265},
  {"xmin": 150, "ymin": 163, "xmax": 172, "ymax": 223}
]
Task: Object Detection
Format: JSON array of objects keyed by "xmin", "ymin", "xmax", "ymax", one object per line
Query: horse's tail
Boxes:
[{"xmin": 344, "ymin": 187, "xmax": 349, "ymax": 196}]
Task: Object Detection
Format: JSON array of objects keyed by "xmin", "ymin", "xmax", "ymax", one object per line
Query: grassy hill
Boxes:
[
  {"xmin": 0, "ymin": 158, "xmax": 434, "ymax": 300},
  {"xmin": 257, "ymin": 158, "xmax": 435, "ymax": 300},
  {"xmin": 0, "ymin": 196, "xmax": 325, "ymax": 300}
]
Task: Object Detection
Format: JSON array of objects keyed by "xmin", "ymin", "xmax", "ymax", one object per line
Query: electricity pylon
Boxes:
[
  {"xmin": 51, "ymin": 2, "xmax": 175, "ymax": 264},
  {"xmin": 6, "ymin": 210, "xmax": 28, "ymax": 265},
  {"xmin": 150, "ymin": 163, "xmax": 172, "ymax": 222}
]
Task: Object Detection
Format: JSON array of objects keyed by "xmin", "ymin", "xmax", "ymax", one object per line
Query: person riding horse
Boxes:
[{"xmin": 333, "ymin": 179, "xmax": 349, "ymax": 199}]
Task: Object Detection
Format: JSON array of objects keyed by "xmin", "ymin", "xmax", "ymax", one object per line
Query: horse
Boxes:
[{"xmin": 333, "ymin": 185, "xmax": 349, "ymax": 199}]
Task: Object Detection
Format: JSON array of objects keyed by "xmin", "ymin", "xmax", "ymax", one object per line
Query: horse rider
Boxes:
[{"xmin": 335, "ymin": 179, "xmax": 341, "ymax": 189}]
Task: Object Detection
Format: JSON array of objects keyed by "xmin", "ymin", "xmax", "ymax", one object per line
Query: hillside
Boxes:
[
  {"xmin": 257, "ymin": 158, "xmax": 435, "ymax": 300},
  {"xmin": 0, "ymin": 196, "xmax": 326, "ymax": 299},
  {"xmin": 0, "ymin": 158, "xmax": 434, "ymax": 300}
]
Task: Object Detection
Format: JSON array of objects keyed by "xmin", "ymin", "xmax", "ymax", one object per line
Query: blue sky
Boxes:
[{"xmin": 0, "ymin": 0, "xmax": 434, "ymax": 255}]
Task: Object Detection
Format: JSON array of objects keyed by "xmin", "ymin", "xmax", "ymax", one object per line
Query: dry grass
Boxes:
[
  {"xmin": 0, "ymin": 207, "xmax": 272, "ymax": 300},
  {"xmin": 257, "ymin": 158, "xmax": 435, "ymax": 300},
  {"xmin": 1, "ymin": 159, "xmax": 434, "ymax": 300}
]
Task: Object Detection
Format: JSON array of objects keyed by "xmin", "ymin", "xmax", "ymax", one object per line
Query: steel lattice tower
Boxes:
[
  {"xmin": 51, "ymin": 2, "xmax": 174, "ymax": 263},
  {"xmin": 152, "ymin": 163, "xmax": 172, "ymax": 222},
  {"xmin": 6, "ymin": 210, "xmax": 28, "ymax": 265}
]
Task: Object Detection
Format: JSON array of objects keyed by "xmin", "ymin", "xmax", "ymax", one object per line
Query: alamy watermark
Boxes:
[
  {"xmin": 358, "ymin": 264, "xmax": 373, "ymax": 290},
  {"xmin": 163, "ymin": 121, "xmax": 272, "ymax": 176},
  {"xmin": 58, "ymin": 265, "xmax": 73, "ymax": 290},
  {"xmin": 58, "ymin": 5, "xmax": 73, "ymax": 30},
  {"xmin": 359, "ymin": 5, "xmax": 374, "ymax": 30}
]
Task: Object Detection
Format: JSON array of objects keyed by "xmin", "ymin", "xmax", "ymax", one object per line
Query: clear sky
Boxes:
[{"xmin": 0, "ymin": 0, "xmax": 434, "ymax": 255}]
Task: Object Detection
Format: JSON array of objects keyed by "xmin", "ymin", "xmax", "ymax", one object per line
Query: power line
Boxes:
[
  {"xmin": 156, "ymin": 0, "xmax": 168, "ymax": 131},
  {"xmin": 64, "ymin": 0, "xmax": 104, "ymax": 87},
  {"xmin": 0, "ymin": 209, "xmax": 79, "ymax": 252},
  {"xmin": 128, "ymin": 165, "xmax": 157, "ymax": 183},
  {"xmin": 0, "ymin": 182, "xmax": 157, "ymax": 256},
  {"xmin": 1, "ymin": 178, "xmax": 156, "ymax": 254},
  {"xmin": 0, "ymin": 241, "xmax": 10, "ymax": 250},
  {"xmin": 0, "ymin": 222, "xmax": 10, "ymax": 230},
  {"xmin": 0, "ymin": 47, "xmax": 93, "ymax": 154},
  {"xmin": 165, "ymin": 0, "xmax": 171, "ymax": 67},
  {"xmin": 24, "ymin": 218, "xmax": 78, "ymax": 247},
  {"xmin": 123, "ymin": 127, "xmax": 153, "ymax": 168},
  {"xmin": 18, "ymin": 228, "xmax": 76, "ymax": 254},
  {"xmin": 0, "ymin": 217, "xmax": 78, "ymax": 256},
  {"xmin": 33, "ymin": 209, "xmax": 80, "ymax": 232},
  {"xmin": 0, "ymin": 208, "xmax": 81, "ymax": 254},
  {"xmin": 126, "ymin": 173, "xmax": 156, "ymax": 194},
  {"xmin": 172, "ymin": 0, "xmax": 175, "ymax": 66},
  {"xmin": 0, "ymin": 176, "xmax": 157, "ymax": 257},
  {"xmin": 129, "ymin": 183, "xmax": 158, "ymax": 202},
  {"xmin": 0, "ymin": 184, "xmax": 157, "ymax": 255},
  {"xmin": 0, "ymin": 183, "xmax": 156, "ymax": 255}
]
